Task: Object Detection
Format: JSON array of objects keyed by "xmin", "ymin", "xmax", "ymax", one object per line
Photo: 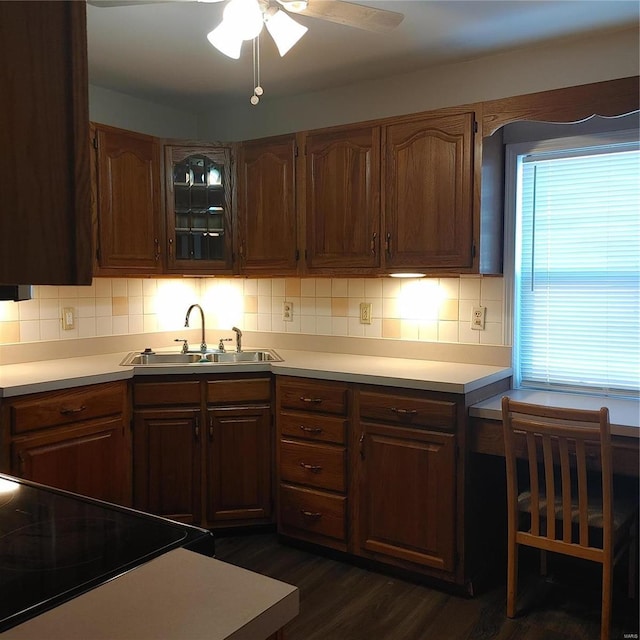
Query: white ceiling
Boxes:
[{"xmin": 87, "ymin": 0, "xmax": 639, "ymax": 111}]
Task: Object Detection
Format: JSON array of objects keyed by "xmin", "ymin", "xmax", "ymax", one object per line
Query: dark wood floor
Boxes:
[{"xmin": 214, "ymin": 533, "xmax": 639, "ymax": 640}]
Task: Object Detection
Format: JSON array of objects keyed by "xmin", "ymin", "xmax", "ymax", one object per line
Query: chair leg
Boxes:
[
  {"xmin": 601, "ymin": 558, "xmax": 613, "ymax": 640},
  {"xmin": 507, "ymin": 538, "xmax": 518, "ymax": 618}
]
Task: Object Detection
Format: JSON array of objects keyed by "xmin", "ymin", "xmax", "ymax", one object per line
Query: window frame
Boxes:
[{"xmin": 504, "ymin": 127, "xmax": 640, "ymax": 396}]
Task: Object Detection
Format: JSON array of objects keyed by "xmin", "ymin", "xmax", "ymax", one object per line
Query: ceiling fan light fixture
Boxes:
[
  {"xmin": 207, "ymin": 22, "xmax": 243, "ymax": 59},
  {"xmin": 222, "ymin": 0, "xmax": 264, "ymax": 41},
  {"xmin": 264, "ymin": 9, "xmax": 308, "ymax": 57}
]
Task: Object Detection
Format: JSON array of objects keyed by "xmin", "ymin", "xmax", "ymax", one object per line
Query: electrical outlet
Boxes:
[
  {"xmin": 359, "ymin": 302, "xmax": 373, "ymax": 325},
  {"xmin": 282, "ymin": 301, "xmax": 293, "ymax": 322},
  {"xmin": 62, "ymin": 307, "xmax": 75, "ymax": 330},
  {"xmin": 471, "ymin": 306, "xmax": 486, "ymax": 330}
]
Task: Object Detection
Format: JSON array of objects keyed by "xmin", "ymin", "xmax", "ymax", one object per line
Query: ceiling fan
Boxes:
[{"xmin": 88, "ymin": 0, "xmax": 404, "ymax": 104}]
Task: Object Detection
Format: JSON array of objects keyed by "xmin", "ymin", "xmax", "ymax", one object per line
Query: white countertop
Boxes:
[
  {"xmin": 470, "ymin": 388, "xmax": 640, "ymax": 438},
  {"xmin": 1, "ymin": 548, "xmax": 299, "ymax": 640},
  {"xmin": 0, "ymin": 347, "xmax": 512, "ymax": 398}
]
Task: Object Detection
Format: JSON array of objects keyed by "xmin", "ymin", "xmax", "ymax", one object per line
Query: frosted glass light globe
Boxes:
[{"xmin": 223, "ymin": 0, "xmax": 264, "ymax": 41}]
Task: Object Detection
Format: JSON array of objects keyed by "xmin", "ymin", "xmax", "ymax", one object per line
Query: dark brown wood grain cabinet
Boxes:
[
  {"xmin": 237, "ymin": 135, "xmax": 299, "ymax": 275},
  {"xmin": 133, "ymin": 375, "xmax": 273, "ymax": 529},
  {"xmin": 355, "ymin": 389, "xmax": 458, "ymax": 574},
  {"xmin": 382, "ymin": 112, "xmax": 475, "ymax": 272},
  {"xmin": 305, "ymin": 125, "xmax": 381, "ymax": 273},
  {"xmin": 4, "ymin": 381, "xmax": 130, "ymax": 506},
  {"xmin": 0, "ymin": 1, "xmax": 91, "ymax": 285},
  {"xmin": 93, "ymin": 124, "xmax": 164, "ymax": 275}
]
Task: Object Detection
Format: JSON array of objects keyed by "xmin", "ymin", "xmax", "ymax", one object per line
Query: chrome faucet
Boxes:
[
  {"xmin": 184, "ymin": 304, "xmax": 207, "ymax": 353},
  {"xmin": 232, "ymin": 326, "xmax": 242, "ymax": 352}
]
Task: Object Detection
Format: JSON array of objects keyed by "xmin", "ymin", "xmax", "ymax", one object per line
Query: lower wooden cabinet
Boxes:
[
  {"xmin": 3, "ymin": 381, "xmax": 130, "ymax": 505},
  {"xmin": 276, "ymin": 375, "xmax": 469, "ymax": 585},
  {"xmin": 133, "ymin": 375, "xmax": 273, "ymax": 529},
  {"xmin": 356, "ymin": 422, "xmax": 456, "ymax": 573}
]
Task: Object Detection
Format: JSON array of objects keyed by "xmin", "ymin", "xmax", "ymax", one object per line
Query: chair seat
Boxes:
[{"xmin": 517, "ymin": 491, "xmax": 638, "ymax": 529}]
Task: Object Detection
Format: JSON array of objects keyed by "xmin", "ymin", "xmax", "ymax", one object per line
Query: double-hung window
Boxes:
[{"xmin": 506, "ymin": 130, "xmax": 640, "ymax": 398}]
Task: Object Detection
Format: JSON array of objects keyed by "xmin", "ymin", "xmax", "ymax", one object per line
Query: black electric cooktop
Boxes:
[{"xmin": 0, "ymin": 474, "xmax": 214, "ymax": 632}]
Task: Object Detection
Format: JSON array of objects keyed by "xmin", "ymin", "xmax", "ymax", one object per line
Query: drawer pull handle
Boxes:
[
  {"xmin": 300, "ymin": 462, "xmax": 323, "ymax": 473},
  {"xmin": 391, "ymin": 407, "xmax": 417, "ymax": 416},
  {"xmin": 59, "ymin": 405, "xmax": 87, "ymax": 415},
  {"xmin": 300, "ymin": 396, "xmax": 323, "ymax": 404},
  {"xmin": 299, "ymin": 425, "xmax": 323, "ymax": 434},
  {"xmin": 300, "ymin": 509, "xmax": 322, "ymax": 519}
]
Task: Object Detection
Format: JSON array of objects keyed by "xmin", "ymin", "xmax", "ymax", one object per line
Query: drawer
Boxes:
[
  {"xmin": 134, "ymin": 381, "xmax": 201, "ymax": 406},
  {"xmin": 279, "ymin": 411, "xmax": 347, "ymax": 445},
  {"xmin": 279, "ymin": 378, "xmax": 348, "ymax": 415},
  {"xmin": 358, "ymin": 390, "xmax": 457, "ymax": 430},
  {"xmin": 280, "ymin": 439, "xmax": 346, "ymax": 492},
  {"xmin": 10, "ymin": 382, "xmax": 126, "ymax": 435},
  {"xmin": 207, "ymin": 378, "xmax": 270, "ymax": 404},
  {"xmin": 279, "ymin": 483, "xmax": 346, "ymax": 541}
]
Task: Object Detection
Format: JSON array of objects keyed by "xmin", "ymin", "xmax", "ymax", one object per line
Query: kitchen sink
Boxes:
[{"xmin": 121, "ymin": 349, "xmax": 282, "ymax": 366}]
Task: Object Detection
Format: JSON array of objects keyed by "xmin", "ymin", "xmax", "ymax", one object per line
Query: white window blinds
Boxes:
[{"xmin": 514, "ymin": 136, "xmax": 640, "ymax": 397}]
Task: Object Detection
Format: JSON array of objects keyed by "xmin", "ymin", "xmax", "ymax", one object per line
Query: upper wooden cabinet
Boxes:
[
  {"xmin": 382, "ymin": 112, "xmax": 475, "ymax": 272},
  {"xmin": 93, "ymin": 124, "xmax": 163, "ymax": 275},
  {"xmin": 305, "ymin": 125, "xmax": 381, "ymax": 273},
  {"xmin": 0, "ymin": 1, "xmax": 91, "ymax": 285},
  {"xmin": 165, "ymin": 144, "xmax": 234, "ymax": 274},
  {"xmin": 237, "ymin": 135, "xmax": 298, "ymax": 275}
]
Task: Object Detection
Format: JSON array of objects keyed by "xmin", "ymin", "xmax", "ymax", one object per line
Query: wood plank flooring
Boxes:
[{"xmin": 214, "ymin": 533, "xmax": 639, "ymax": 640}]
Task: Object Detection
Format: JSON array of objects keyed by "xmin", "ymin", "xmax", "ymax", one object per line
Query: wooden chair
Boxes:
[{"xmin": 501, "ymin": 397, "xmax": 638, "ymax": 640}]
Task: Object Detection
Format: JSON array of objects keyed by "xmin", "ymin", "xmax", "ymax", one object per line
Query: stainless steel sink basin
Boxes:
[
  {"xmin": 121, "ymin": 349, "xmax": 282, "ymax": 366},
  {"xmin": 206, "ymin": 351, "xmax": 280, "ymax": 363}
]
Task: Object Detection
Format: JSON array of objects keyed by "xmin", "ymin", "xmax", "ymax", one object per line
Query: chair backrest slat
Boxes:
[
  {"xmin": 576, "ymin": 439, "xmax": 589, "ymax": 546},
  {"xmin": 542, "ymin": 434, "xmax": 556, "ymax": 540},
  {"xmin": 558, "ymin": 438, "xmax": 573, "ymax": 543},
  {"xmin": 526, "ymin": 431, "xmax": 540, "ymax": 535}
]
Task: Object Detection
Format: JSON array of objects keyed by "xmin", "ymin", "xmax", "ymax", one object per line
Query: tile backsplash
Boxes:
[{"xmin": 0, "ymin": 276, "xmax": 505, "ymax": 347}]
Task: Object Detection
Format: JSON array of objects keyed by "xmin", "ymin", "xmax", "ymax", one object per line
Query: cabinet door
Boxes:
[
  {"xmin": 305, "ymin": 126, "xmax": 380, "ymax": 271},
  {"xmin": 133, "ymin": 409, "xmax": 201, "ymax": 524},
  {"xmin": 237, "ymin": 136, "xmax": 298, "ymax": 275},
  {"xmin": 357, "ymin": 422, "xmax": 456, "ymax": 573},
  {"xmin": 12, "ymin": 417, "xmax": 130, "ymax": 506},
  {"xmin": 206, "ymin": 406, "xmax": 272, "ymax": 525},
  {"xmin": 94, "ymin": 125, "xmax": 163, "ymax": 274},
  {"xmin": 383, "ymin": 112, "xmax": 474, "ymax": 270},
  {"xmin": 0, "ymin": 1, "xmax": 91, "ymax": 285},
  {"xmin": 165, "ymin": 145, "xmax": 233, "ymax": 273}
]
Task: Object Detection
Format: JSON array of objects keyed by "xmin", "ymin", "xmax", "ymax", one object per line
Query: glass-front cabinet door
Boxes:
[{"xmin": 165, "ymin": 145, "xmax": 233, "ymax": 273}]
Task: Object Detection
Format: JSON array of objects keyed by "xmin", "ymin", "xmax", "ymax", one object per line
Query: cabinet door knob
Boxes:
[
  {"xmin": 370, "ymin": 232, "xmax": 377, "ymax": 255},
  {"xmin": 385, "ymin": 232, "xmax": 392, "ymax": 256},
  {"xmin": 359, "ymin": 433, "xmax": 365, "ymax": 460}
]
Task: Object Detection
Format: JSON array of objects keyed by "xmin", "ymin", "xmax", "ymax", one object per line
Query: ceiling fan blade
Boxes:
[
  {"xmin": 297, "ymin": 0, "xmax": 404, "ymax": 33},
  {"xmin": 87, "ymin": 0, "xmax": 220, "ymax": 7}
]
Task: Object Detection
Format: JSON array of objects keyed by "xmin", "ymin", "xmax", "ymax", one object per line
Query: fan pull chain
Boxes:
[{"xmin": 250, "ymin": 35, "xmax": 263, "ymax": 105}]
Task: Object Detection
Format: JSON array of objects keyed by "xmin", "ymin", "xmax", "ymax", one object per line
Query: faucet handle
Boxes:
[
  {"xmin": 218, "ymin": 338, "xmax": 232, "ymax": 352},
  {"xmin": 174, "ymin": 338, "xmax": 189, "ymax": 353}
]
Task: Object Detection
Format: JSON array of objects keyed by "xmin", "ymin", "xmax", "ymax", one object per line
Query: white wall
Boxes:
[
  {"xmin": 196, "ymin": 26, "xmax": 639, "ymax": 141},
  {"xmin": 89, "ymin": 85, "xmax": 199, "ymax": 139}
]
